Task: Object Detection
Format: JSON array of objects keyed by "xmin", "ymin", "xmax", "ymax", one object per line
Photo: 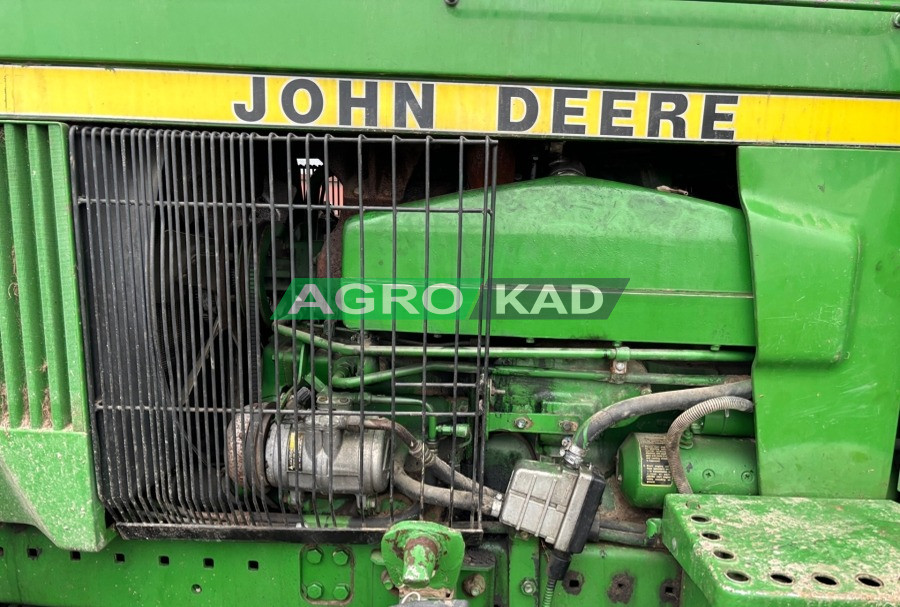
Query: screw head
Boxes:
[
  {"xmin": 702, "ymin": 469, "xmax": 715, "ymax": 480},
  {"xmin": 333, "ymin": 584, "xmax": 351, "ymax": 601},
  {"xmin": 521, "ymin": 579, "xmax": 537, "ymax": 595},
  {"xmin": 306, "ymin": 547, "xmax": 323, "ymax": 564},
  {"xmin": 463, "ymin": 573, "xmax": 487, "ymax": 597},
  {"xmin": 306, "ymin": 583, "xmax": 324, "ymax": 600},
  {"xmin": 332, "ymin": 549, "xmax": 350, "ymax": 566},
  {"xmin": 381, "ymin": 570, "xmax": 395, "ymax": 590},
  {"xmin": 741, "ymin": 470, "xmax": 755, "ymax": 483}
]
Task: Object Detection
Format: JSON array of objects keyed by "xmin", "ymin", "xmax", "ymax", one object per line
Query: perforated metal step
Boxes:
[{"xmin": 662, "ymin": 495, "xmax": 900, "ymax": 606}]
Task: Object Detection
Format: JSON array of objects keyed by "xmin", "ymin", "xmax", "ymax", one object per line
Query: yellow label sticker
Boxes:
[{"xmin": 1, "ymin": 64, "xmax": 898, "ymax": 147}]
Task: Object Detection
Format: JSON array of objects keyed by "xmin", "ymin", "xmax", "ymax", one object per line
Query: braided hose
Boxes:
[{"xmin": 665, "ymin": 396, "xmax": 755, "ymax": 494}]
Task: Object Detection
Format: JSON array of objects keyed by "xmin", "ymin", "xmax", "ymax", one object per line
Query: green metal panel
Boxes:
[
  {"xmin": 738, "ymin": 147, "xmax": 900, "ymax": 499},
  {"xmin": 0, "ymin": 1, "xmax": 898, "ymax": 94},
  {"xmin": 343, "ymin": 176, "xmax": 755, "ymax": 346},
  {"xmin": 0, "ymin": 122, "xmax": 109, "ymax": 550},
  {"xmin": 662, "ymin": 494, "xmax": 900, "ymax": 606}
]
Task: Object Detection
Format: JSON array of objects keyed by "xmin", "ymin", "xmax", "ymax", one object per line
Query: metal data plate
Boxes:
[{"xmin": 662, "ymin": 495, "xmax": 900, "ymax": 606}]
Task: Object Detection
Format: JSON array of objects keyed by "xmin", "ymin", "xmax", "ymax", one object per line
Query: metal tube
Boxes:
[{"xmin": 276, "ymin": 324, "xmax": 754, "ymax": 362}]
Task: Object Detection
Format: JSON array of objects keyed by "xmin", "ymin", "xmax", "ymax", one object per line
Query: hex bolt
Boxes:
[
  {"xmin": 559, "ymin": 420, "xmax": 578, "ymax": 433},
  {"xmin": 514, "ymin": 417, "xmax": 529, "ymax": 429},
  {"xmin": 306, "ymin": 583, "xmax": 324, "ymax": 600},
  {"xmin": 381, "ymin": 570, "xmax": 395, "ymax": 590},
  {"xmin": 614, "ymin": 361, "xmax": 627, "ymax": 372},
  {"xmin": 463, "ymin": 573, "xmax": 487, "ymax": 597},
  {"xmin": 520, "ymin": 579, "xmax": 537, "ymax": 596},
  {"xmin": 306, "ymin": 547, "xmax": 323, "ymax": 564},
  {"xmin": 333, "ymin": 584, "xmax": 351, "ymax": 601},
  {"xmin": 332, "ymin": 549, "xmax": 350, "ymax": 566}
]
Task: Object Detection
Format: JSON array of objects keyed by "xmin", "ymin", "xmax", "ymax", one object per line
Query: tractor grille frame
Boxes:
[{"xmin": 69, "ymin": 126, "xmax": 498, "ymax": 541}]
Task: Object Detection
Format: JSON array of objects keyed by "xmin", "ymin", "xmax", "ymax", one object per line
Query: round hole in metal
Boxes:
[
  {"xmin": 770, "ymin": 573, "xmax": 793, "ymax": 585},
  {"xmin": 726, "ymin": 571, "xmax": 750, "ymax": 583},
  {"xmin": 713, "ymin": 549, "xmax": 735, "ymax": 561},
  {"xmin": 690, "ymin": 514, "xmax": 711, "ymax": 523},
  {"xmin": 701, "ymin": 532, "xmax": 721, "ymax": 541}
]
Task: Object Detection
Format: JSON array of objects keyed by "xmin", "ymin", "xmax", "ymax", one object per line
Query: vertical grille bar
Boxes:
[{"xmin": 71, "ymin": 127, "xmax": 496, "ymax": 538}]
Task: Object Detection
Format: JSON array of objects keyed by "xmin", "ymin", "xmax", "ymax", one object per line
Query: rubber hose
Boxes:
[
  {"xmin": 576, "ymin": 379, "xmax": 752, "ymax": 449},
  {"xmin": 362, "ymin": 418, "xmax": 498, "ymax": 501},
  {"xmin": 429, "ymin": 457, "xmax": 500, "ymax": 501},
  {"xmin": 665, "ymin": 396, "xmax": 755, "ymax": 494},
  {"xmin": 392, "ymin": 456, "xmax": 495, "ymax": 516},
  {"xmin": 362, "ymin": 418, "xmax": 419, "ymax": 449}
]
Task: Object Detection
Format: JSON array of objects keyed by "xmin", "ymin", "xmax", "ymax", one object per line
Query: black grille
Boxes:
[{"xmin": 70, "ymin": 127, "xmax": 497, "ymax": 540}]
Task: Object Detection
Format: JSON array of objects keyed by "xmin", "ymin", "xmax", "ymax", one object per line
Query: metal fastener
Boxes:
[
  {"xmin": 332, "ymin": 549, "xmax": 350, "ymax": 566},
  {"xmin": 463, "ymin": 574, "xmax": 487, "ymax": 597},
  {"xmin": 514, "ymin": 417, "xmax": 529, "ymax": 429},
  {"xmin": 306, "ymin": 583, "xmax": 324, "ymax": 600},
  {"xmin": 333, "ymin": 584, "xmax": 351, "ymax": 601},
  {"xmin": 520, "ymin": 579, "xmax": 537, "ymax": 596},
  {"xmin": 381, "ymin": 570, "xmax": 395, "ymax": 590},
  {"xmin": 306, "ymin": 547, "xmax": 323, "ymax": 564},
  {"xmin": 893, "ymin": 12, "xmax": 900, "ymax": 28}
]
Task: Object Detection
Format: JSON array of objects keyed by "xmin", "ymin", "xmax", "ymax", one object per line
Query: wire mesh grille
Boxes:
[{"xmin": 70, "ymin": 127, "xmax": 497, "ymax": 538}]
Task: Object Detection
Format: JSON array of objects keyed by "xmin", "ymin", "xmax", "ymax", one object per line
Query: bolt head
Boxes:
[
  {"xmin": 332, "ymin": 549, "xmax": 350, "ymax": 566},
  {"xmin": 381, "ymin": 570, "xmax": 395, "ymax": 590},
  {"xmin": 306, "ymin": 583, "xmax": 324, "ymax": 600},
  {"xmin": 520, "ymin": 579, "xmax": 537, "ymax": 596},
  {"xmin": 306, "ymin": 547, "xmax": 324, "ymax": 564},
  {"xmin": 333, "ymin": 584, "xmax": 351, "ymax": 601},
  {"xmin": 463, "ymin": 574, "xmax": 487, "ymax": 597},
  {"xmin": 614, "ymin": 361, "xmax": 627, "ymax": 371},
  {"xmin": 514, "ymin": 417, "xmax": 528, "ymax": 429},
  {"xmin": 893, "ymin": 12, "xmax": 900, "ymax": 28}
]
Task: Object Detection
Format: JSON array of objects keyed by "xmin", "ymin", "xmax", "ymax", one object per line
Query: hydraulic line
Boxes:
[
  {"xmin": 360, "ymin": 419, "xmax": 499, "ymax": 503},
  {"xmin": 276, "ymin": 324, "xmax": 754, "ymax": 362},
  {"xmin": 665, "ymin": 396, "xmax": 755, "ymax": 494},
  {"xmin": 571, "ymin": 379, "xmax": 753, "ymax": 453},
  {"xmin": 392, "ymin": 455, "xmax": 497, "ymax": 516}
]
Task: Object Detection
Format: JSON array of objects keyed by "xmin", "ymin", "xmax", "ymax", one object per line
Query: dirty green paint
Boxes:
[
  {"xmin": 552, "ymin": 545, "xmax": 681, "ymax": 607},
  {"xmin": 381, "ymin": 521, "xmax": 465, "ymax": 593},
  {"xmin": 738, "ymin": 147, "xmax": 900, "ymax": 499},
  {"xmin": 618, "ymin": 434, "xmax": 758, "ymax": 508},
  {"xmin": 0, "ymin": 122, "xmax": 107, "ymax": 551},
  {"xmin": 0, "ymin": 525, "xmax": 497, "ymax": 607},
  {"xmin": 343, "ymin": 177, "xmax": 755, "ymax": 346},
  {"xmin": 0, "ymin": 2, "xmax": 898, "ymax": 94},
  {"xmin": 662, "ymin": 494, "xmax": 900, "ymax": 606}
]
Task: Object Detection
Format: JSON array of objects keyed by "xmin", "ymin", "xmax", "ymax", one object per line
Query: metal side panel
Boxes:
[
  {"xmin": 738, "ymin": 146, "xmax": 900, "ymax": 499},
  {"xmin": 0, "ymin": 122, "xmax": 110, "ymax": 551},
  {"xmin": 662, "ymin": 494, "xmax": 900, "ymax": 606}
]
